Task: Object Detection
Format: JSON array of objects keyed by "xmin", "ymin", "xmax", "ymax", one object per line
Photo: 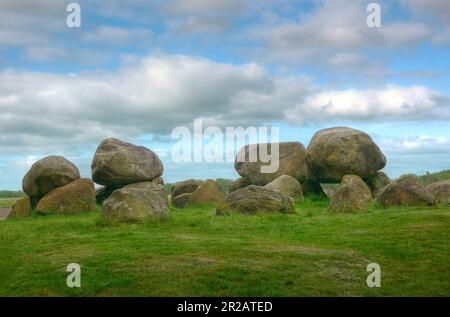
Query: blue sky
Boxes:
[{"xmin": 1, "ymin": 0, "xmax": 450, "ymax": 189}]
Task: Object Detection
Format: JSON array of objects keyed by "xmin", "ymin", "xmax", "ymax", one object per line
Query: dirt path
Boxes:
[{"xmin": 0, "ymin": 208, "xmax": 11, "ymax": 220}]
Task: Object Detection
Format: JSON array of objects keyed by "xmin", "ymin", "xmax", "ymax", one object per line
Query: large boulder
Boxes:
[
  {"xmin": 91, "ymin": 138, "xmax": 163, "ymax": 188},
  {"xmin": 97, "ymin": 177, "xmax": 165, "ymax": 205},
  {"xmin": 329, "ymin": 175, "xmax": 373, "ymax": 213},
  {"xmin": 217, "ymin": 185, "xmax": 295, "ymax": 215},
  {"xmin": 365, "ymin": 171, "xmax": 390, "ymax": 197},
  {"xmin": 228, "ymin": 177, "xmax": 251, "ymax": 193},
  {"xmin": 22, "ymin": 156, "xmax": 80, "ymax": 205},
  {"xmin": 341, "ymin": 174, "xmax": 372, "ymax": 189},
  {"xmin": 152, "ymin": 177, "xmax": 165, "ymax": 186},
  {"xmin": 235, "ymin": 142, "xmax": 309, "ymax": 186},
  {"xmin": 189, "ymin": 180, "xmax": 226, "ymax": 205},
  {"xmin": 8, "ymin": 196, "xmax": 32, "ymax": 219},
  {"xmin": 102, "ymin": 182, "xmax": 169, "ymax": 222},
  {"xmin": 426, "ymin": 180, "xmax": 450, "ymax": 204},
  {"xmin": 265, "ymin": 175, "xmax": 304, "ymax": 201},
  {"xmin": 172, "ymin": 193, "xmax": 192, "ymax": 208},
  {"xmin": 377, "ymin": 176, "xmax": 436, "ymax": 207},
  {"xmin": 307, "ymin": 127, "xmax": 386, "ymax": 183},
  {"xmin": 171, "ymin": 179, "xmax": 203, "ymax": 199},
  {"xmin": 36, "ymin": 179, "xmax": 96, "ymax": 214}
]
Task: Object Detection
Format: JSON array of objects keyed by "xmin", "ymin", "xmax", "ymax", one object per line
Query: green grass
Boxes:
[
  {"xmin": 412, "ymin": 169, "xmax": 450, "ymax": 186},
  {"xmin": 0, "ymin": 198, "xmax": 19, "ymax": 208},
  {"xmin": 0, "ymin": 196, "xmax": 449, "ymax": 297}
]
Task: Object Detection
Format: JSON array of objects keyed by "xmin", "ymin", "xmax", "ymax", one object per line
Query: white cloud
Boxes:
[
  {"xmin": 160, "ymin": 0, "xmax": 249, "ymax": 33},
  {"xmin": 0, "ymin": 0, "xmax": 65, "ymax": 47},
  {"xmin": 0, "ymin": 55, "xmax": 288, "ymax": 154},
  {"xmin": 379, "ymin": 133, "xmax": 450, "ymax": 177},
  {"xmin": 250, "ymin": 0, "xmax": 434, "ymax": 69},
  {"xmin": 166, "ymin": 0, "xmax": 245, "ymax": 15},
  {"xmin": 379, "ymin": 22, "xmax": 431, "ymax": 46},
  {"xmin": 170, "ymin": 16, "xmax": 232, "ymax": 33},
  {"xmin": 0, "ymin": 29, "xmax": 50, "ymax": 48},
  {"xmin": 0, "ymin": 54, "xmax": 448, "ymax": 156},
  {"xmin": 285, "ymin": 86, "xmax": 448, "ymax": 123},
  {"xmin": 384, "ymin": 134, "xmax": 450, "ymax": 154},
  {"xmin": 0, "ymin": 0, "xmax": 447, "ymax": 71},
  {"xmin": 401, "ymin": 0, "xmax": 450, "ymax": 43},
  {"xmin": 82, "ymin": 26, "xmax": 154, "ymax": 46},
  {"xmin": 24, "ymin": 46, "xmax": 69, "ymax": 61},
  {"xmin": 402, "ymin": 0, "xmax": 450, "ymax": 20}
]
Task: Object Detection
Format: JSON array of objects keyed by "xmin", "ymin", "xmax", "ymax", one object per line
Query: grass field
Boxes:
[
  {"xmin": 0, "ymin": 196, "xmax": 449, "ymax": 296},
  {"xmin": 0, "ymin": 198, "xmax": 18, "ymax": 208}
]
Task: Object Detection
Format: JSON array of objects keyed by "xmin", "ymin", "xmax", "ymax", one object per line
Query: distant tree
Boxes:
[
  {"xmin": 416, "ymin": 169, "xmax": 450, "ymax": 186},
  {"xmin": 0, "ymin": 190, "xmax": 24, "ymax": 198},
  {"xmin": 164, "ymin": 183, "xmax": 173, "ymax": 195},
  {"xmin": 215, "ymin": 178, "xmax": 233, "ymax": 192}
]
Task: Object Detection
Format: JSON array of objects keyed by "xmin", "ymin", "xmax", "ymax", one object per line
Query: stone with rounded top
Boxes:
[
  {"xmin": 91, "ymin": 138, "xmax": 163, "ymax": 187},
  {"xmin": 308, "ymin": 127, "xmax": 386, "ymax": 183}
]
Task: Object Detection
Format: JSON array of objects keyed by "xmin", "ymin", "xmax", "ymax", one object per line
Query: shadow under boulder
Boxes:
[
  {"xmin": 171, "ymin": 179, "xmax": 203, "ymax": 200},
  {"xmin": 365, "ymin": 171, "xmax": 391, "ymax": 198},
  {"xmin": 228, "ymin": 177, "xmax": 252, "ymax": 193}
]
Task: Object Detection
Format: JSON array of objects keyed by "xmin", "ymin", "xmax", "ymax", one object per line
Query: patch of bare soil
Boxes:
[{"xmin": 0, "ymin": 208, "xmax": 11, "ymax": 219}]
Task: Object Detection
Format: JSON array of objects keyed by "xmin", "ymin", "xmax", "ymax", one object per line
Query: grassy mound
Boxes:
[{"xmin": 0, "ymin": 196, "xmax": 449, "ymax": 296}]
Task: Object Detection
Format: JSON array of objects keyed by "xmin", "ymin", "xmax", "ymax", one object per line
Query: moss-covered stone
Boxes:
[
  {"xmin": 8, "ymin": 196, "xmax": 32, "ymax": 219},
  {"xmin": 427, "ymin": 180, "xmax": 450, "ymax": 204},
  {"xmin": 265, "ymin": 175, "xmax": 304, "ymax": 202},
  {"xmin": 102, "ymin": 182, "xmax": 169, "ymax": 222},
  {"xmin": 235, "ymin": 142, "xmax": 309, "ymax": 186},
  {"xmin": 92, "ymin": 138, "xmax": 163, "ymax": 188},
  {"xmin": 329, "ymin": 175, "xmax": 373, "ymax": 213},
  {"xmin": 217, "ymin": 185, "xmax": 295, "ymax": 215},
  {"xmin": 22, "ymin": 155, "xmax": 80, "ymax": 205},
  {"xmin": 377, "ymin": 176, "xmax": 436, "ymax": 207},
  {"xmin": 307, "ymin": 127, "xmax": 386, "ymax": 183},
  {"xmin": 189, "ymin": 180, "xmax": 225, "ymax": 206},
  {"xmin": 36, "ymin": 179, "xmax": 96, "ymax": 214}
]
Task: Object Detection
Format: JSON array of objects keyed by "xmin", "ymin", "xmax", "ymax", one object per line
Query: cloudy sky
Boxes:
[{"xmin": 1, "ymin": 0, "xmax": 450, "ymax": 189}]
